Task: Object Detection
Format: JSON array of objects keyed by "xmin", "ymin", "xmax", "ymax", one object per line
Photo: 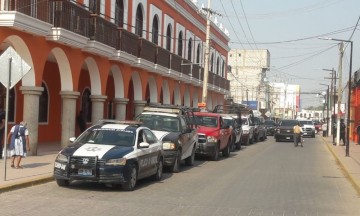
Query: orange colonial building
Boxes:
[{"xmin": 0, "ymin": 0, "xmax": 230, "ymax": 154}]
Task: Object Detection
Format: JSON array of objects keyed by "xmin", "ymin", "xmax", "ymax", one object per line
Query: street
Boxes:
[{"xmin": 0, "ymin": 136, "xmax": 359, "ymax": 216}]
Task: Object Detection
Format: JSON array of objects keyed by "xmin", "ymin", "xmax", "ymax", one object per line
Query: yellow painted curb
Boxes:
[
  {"xmin": 0, "ymin": 175, "xmax": 54, "ymax": 194},
  {"xmin": 322, "ymin": 137, "xmax": 360, "ymax": 196}
]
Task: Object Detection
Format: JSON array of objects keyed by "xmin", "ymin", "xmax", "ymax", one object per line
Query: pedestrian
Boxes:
[
  {"xmin": 356, "ymin": 121, "xmax": 360, "ymax": 145},
  {"xmin": 76, "ymin": 110, "xmax": 86, "ymax": 133},
  {"xmin": 322, "ymin": 122, "xmax": 328, "ymax": 137},
  {"xmin": 7, "ymin": 121, "xmax": 30, "ymax": 169},
  {"xmin": 0, "ymin": 109, "xmax": 5, "ymax": 159},
  {"xmin": 339, "ymin": 119, "xmax": 346, "ymax": 146},
  {"xmin": 333, "ymin": 122, "xmax": 337, "ymax": 145},
  {"xmin": 293, "ymin": 122, "xmax": 303, "ymax": 147}
]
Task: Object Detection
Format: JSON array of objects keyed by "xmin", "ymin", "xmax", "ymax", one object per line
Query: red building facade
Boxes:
[{"xmin": 0, "ymin": 0, "xmax": 230, "ymax": 154}]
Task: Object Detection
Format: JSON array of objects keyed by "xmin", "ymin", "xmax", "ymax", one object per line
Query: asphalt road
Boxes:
[{"xmin": 0, "ymin": 135, "xmax": 359, "ymax": 216}]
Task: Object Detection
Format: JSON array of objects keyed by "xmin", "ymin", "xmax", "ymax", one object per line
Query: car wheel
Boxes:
[
  {"xmin": 249, "ymin": 135, "xmax": 254, "ymax": 144},
  {"xmin": 170, "ymin": 150, "xmax": 181, "ymax": 173},
  {"xmin": 211, "ymin": 144, "xmax": 219, "ymax": 161},
  {"xmin": 152, "ymin": 158, "xmax": 163, "ymax": 181},
  {"xmin": 222, "ymin": 140, "xmax": 231, "ymax": 158},
  {"xmin": 235, "ymin": 140, "xmax": 241, "ymax": 150},
  {"xmin": 56, "ymin": 179, "xmax": 69, "ymax": 187},
  {"xmin": 185, "ymin": 146, "xmax": 196, "ymax": 166},
  {"xmin": 122, "ymin": 165, "xmax": 137, "ymax": 191}
]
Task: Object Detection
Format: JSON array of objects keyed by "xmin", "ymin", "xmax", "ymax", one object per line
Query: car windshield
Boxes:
[
  {"xmin": 223, "ymin": 118, "xmax": 233, "ymax": 127},
  {"xmin": 265, "ymin": 120, "xmax": 275, "ymax": 126},
  {"xmin": 136, "ymin": 115, "xmax": 180, "ymax": 132},
  {"xmin": 280, "ymin": 120, "xmax": 298, "ymax": 126},
  {"xmin": 195, "ymin": 116, "xmax": 218, "ymax": 127},
  {"xmin": 76, "ymin": 129, "xmax": 135, "ymax": 146},
  {"xmin": 242, "ymin": 118, "xmax": 248, "ymax": 125},
  {"xmin": 300, "ymin": 121, "xmax": 313, "ymax": 125}
]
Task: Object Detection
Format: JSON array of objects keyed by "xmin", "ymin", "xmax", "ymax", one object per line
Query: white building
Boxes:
[
  {"xmin": 271, "ymin": 83, "xmax": 300, "ymax": 119},
  {"xmin": 227, "ymin": 49, "xmax": 270, "ymax": 109}
]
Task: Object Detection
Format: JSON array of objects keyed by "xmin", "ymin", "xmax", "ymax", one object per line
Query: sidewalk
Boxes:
[
  {"xmin": 0, "ymin": 143, "xmax": 60, "ymax": 193},
  {"xmin": 322, "ymin": 136, "xmax": 360, "ymax": 195},
  {"xmin": 1, "ymin": 138, "xmax": 360, "ymax": 194}
]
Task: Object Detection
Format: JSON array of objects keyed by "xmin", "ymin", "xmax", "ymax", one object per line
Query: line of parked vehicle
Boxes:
[{"xmin": 53, "ymin": 104, "xmax": 269, "ymax": 191}]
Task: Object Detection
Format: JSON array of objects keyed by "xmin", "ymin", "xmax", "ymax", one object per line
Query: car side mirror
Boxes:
[
  {"xmin": 69, "ymin": 137, "xmax": 76, "ymax": 143},
  {"xmin": 139, "ymin": 142, "xmax": 150, "ymax": 148}
]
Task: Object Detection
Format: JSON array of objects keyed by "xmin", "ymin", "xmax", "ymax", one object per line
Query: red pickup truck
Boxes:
[{"xmin": 194, "ymin": 112, "xmax": 232, "ymax": 161}]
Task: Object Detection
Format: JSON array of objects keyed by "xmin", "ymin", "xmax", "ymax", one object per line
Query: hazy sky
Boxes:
[{"xmin": 197, "ymin": 0, "xmax": 360, "ymax": 107}]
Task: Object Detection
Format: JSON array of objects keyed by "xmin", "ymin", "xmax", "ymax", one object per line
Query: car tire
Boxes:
[
  {"xmin": 235, "ymin": 141, "xmax": 241, "ymax": 150},
  {"xmin": 249, "ymin": 135, "xmax": 254, "ymax": 144},
  {"xmin": 122, "ymin": 165, "xmax": 137, "ymax": 191},
  {"xmin": 211, "ymin": 144, "xmax": 219, "ymax": 161},
  {"xmin": 222, "ymin": 141, "xmax": 231, "ymax": 158},
  {"xmin": 170, "ymin": 150, "xmax": 181, "ymax": 173},
  {"xmin": 185, "ymin": 146, "xmax": 196, "ymax": 166},
  {"xmin": 56, "ymin": 179, "xmax": 69, "ymax": 187},
  {"xmin": 151, "ymin": 158, "xmax": 163, "ymax": 181}
]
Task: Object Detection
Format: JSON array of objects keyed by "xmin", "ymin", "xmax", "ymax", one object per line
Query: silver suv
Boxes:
[
  {"xmin": 298, "ymin": 120, "xmax": 316, "ymax": 138},
  {"xmin": 241, "ymin": 116, "xmax": 255, "ymax": 145}
]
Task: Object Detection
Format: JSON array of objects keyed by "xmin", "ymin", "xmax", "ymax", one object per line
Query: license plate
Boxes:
[
  {"xmin": 286, "ymin": 137, "xmax": 290, "ymax": 139},
  {"xmin": 304, "ymin": 133, "xmax": 307, "ymax": 135},
  {"xmin": 78, "ymin": 169, "xmax": 92, "ymax": 176}
]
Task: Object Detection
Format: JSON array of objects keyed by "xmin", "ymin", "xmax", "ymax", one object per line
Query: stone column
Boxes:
[
  {"xmin": 113, "ymin": 98, "xmax": 129, "ymax": 120},
  {"xmin": 20, "ymin": 86, "xmax": 43, "ymax": 156},
  {"xmin": 60, "ymin": 91, "xmax": 80, "ymax": 148},
  {"xmin": 90, "ymin": 95, "xmax": 107, "ymax": 124},
  {"xmin": 133, "ymin": 100, "xmax": 147, "ymax": 118}
]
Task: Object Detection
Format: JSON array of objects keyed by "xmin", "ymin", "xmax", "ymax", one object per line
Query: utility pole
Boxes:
[
  {"xmin": 324, "ymin": 68, "xmax": 337, "ymax": 136},
  {"xmin": 336, "ymin": 43, "xmax": 344, "ymax": 146},
  {"xmin": 200, "ymin": 0, "xmax": 221, "ymax": 109}
]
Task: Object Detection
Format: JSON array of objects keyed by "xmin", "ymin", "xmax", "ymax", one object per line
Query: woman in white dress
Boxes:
[{"xmin": 7, "ymin": 121, "xmax": 30, "ymax": 169}]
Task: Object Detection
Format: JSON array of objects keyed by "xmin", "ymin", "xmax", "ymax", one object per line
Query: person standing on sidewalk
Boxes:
[
  {"xmin": 356, "ymin": 121, "xmax": 360, "ymax": 145},
  {"xmin": 333, "ymin": 122, "xmax": 337, "ymax": 145},
  {"xmin": 339, "ymin": 119, "xmax": 346, "ymax": 146},
  {"xmin": 293, "ymin": 122, "xmax": 303, "ymax": 147},
  {"xmin": 7, "ymin": 121, "xmax": 30, "ymax": 169},
  {"xmin": 322, "ymin": 122, "xmax": 328, "ymax": 137}
]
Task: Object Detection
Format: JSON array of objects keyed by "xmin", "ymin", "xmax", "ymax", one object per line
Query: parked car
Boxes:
[
  {"xmin": 221, "ymin": 114, "xmax": 242, "ymax": 150},
  {"xmin": 136, "ymin": 105, "xmax": 198, "ymax": 173},
  {"xmin": 241, "ymin": 115, "xmax": 255, "ymax": 145},
  {"xmin": 298, "ymin": 120, "xmax": 316, "ymax": 138},
  {"xmin": 53, "ymin": 120, "xmax": 163, "ymax": 191},
  {"xmin": 265, "ymin": 120, "xmax": 276, "ymax": 136},
  {"xmin": 275, "ymin": 119, "xmax": 300, "ymax": 142},
  {"xmin": 194, "ymin": 112, "xmax": 232, "ymax": 161},
  {"xmin": 253, "ymin": 116, "xmax": 267, "ymax": 142},
  {"xmin": 313, "ymin": 120, "xmax": 322, "ymax": 134}
]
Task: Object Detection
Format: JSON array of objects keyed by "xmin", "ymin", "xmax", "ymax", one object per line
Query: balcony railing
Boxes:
[
  {"xmin": 90, "ymin": 15, "xmax": 118, "ymax": 48},
  {"xmin": 52, "ymin": 0, "xmax": 90, "ymax": 38},
  {"xmin": 4, "ymin": 0, "xmax": 229, "ymax": 91}
]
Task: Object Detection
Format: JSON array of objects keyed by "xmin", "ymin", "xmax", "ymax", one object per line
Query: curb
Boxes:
[
  {"xmin": 0, "ymin": 175, "xmax": 54, "ymax": 194},
  {"xmin": 322, "ymin": 137, "xmax": 360, "ymax": 196}
]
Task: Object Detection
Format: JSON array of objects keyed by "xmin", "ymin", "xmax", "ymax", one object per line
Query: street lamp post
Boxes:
[
  {"xmin": 320, "ymin": 83, "xmax": 330, "ymax": 136},
  {"xmin": 319, "ymin": 37, "xmax": 353, "ymax": 157}
]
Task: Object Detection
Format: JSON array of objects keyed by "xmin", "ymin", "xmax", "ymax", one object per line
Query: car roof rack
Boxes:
[
  {"xmin": 98, "ymin": 119, "xmax": 143, "ymax": 127},
  {"xmin": 143, "ymin": 104, "xmax": 193, "ymax": 115}
]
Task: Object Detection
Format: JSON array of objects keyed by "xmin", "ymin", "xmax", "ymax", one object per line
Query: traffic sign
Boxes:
[{"xmin": 0, "ymin": 46, "xmax": 31, "ymax": 89}]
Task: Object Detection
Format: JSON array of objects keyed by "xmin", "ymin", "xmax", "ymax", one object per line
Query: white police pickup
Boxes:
[{"xmin": 53, "ymin": 120, "xmax": 163, "ymax": 191}]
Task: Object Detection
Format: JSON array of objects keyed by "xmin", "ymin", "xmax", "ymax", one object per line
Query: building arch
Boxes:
[
  {"xmin": 177, "ymin": 31, "xmax": 183, "ymax": 57},
  {"xmin": 110, "ymin": 65, "xmax": 125, "ymax": 98},
  {"xmin": 166, "ymin": 24, "xmax": 172, "ymax": 51},
  {"xmin": 173, "ymin": 83, "xmax": 181, "ymax": 106},
  {"xmin": 115, "ymin": 0, "xmax": 124, "ymax": 27},
  {"xmin": 84, "ymin": 57, "xmax": 101, "ymax": 95},
  {"xmin": 147, "ymin": 76, "xmax": 158, "ymax": 103},
  {"xmin": 184, "ymin": 87, "xmax": 191, "ymax": 107},
  {"xmin": 131, "ymin": 71, "xmax": 143, "ymax": 100},
  {"xmin": 50, "ymin": 47, "xmax": 73, "ymax": 91},
  {"xmin": 192, "ymin": 90, "xmax": 199, "ymax": 108},
  {"xmin": 162, "ymin": 80, "xmax": 170, "ymax": 104},
  {"xmin": 187, "ymin": 38, "xmax": 192, "ymax": 61}
]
